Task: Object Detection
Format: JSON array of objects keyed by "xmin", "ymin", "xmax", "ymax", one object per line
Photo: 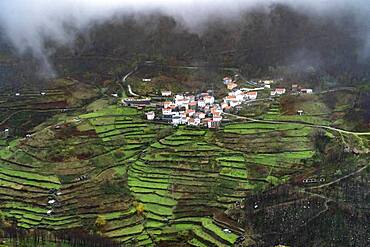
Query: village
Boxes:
[{"xmin": 121, "ymin": 76, "xmax": 314, "ymax": 129}]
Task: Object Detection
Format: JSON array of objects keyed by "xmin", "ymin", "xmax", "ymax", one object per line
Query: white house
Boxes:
[
  {"xmin": 198, "ymin": 100, "xmax": 206, "ymax": 108},
  {"xmin": 212, "ymin": 112, "xmax": 223, "ymax": 122},
  {"xmin": 211, "ymin": 106, "xmax": 223, "ymax": 115},
  {"xmin": 163, "ymin": 101, "xmax": 173, "ymax": 109},
  {"xmin": 224, "ymin": 95, "xmax": 235, "ymax": 102},
  {"xmin": 172, "ymin": 112, "xmax": 181, "ymax": 117},
  {"xmin": 145, "ymin": 112, "xmax": 155, "ymax": 120},
  {"xmin": 188, "ymin": 118, "xmax": 201, "ymax": 126},
  {"xmin": 186, "ymin": 109, "xmax": 196, "ymax": 117},
  {"xmin": 162, "ymin": 108, "xmax": 172, "ymax": 115},
  {"xmin": 235, "ymin": 94, "xmax": 244, "ymax": 102},
  {"xmin": 221, "ymin": 102, "xmax": 229, "ymax": 109},
  {"xmin": 207, "ymin": 119, "xmax": 221, "ymax": 129},
  {"xmin": 198, "ymin": 112, "xmax": 206, "ymax": 119},
  {"xmin": 261, "ymin": 79, "xmax": 275, "ymax": 85},
  {"xmin": 176, "ymin": 99, "xmax": 190, "ymax": 109},
  {"xmin": 175, "ymin": 94, "xmax": 185, "ymax": 101},
  {"xmin": 229, "ymin": 99, "xmax": 240, "ymax": 107},
  {"xmin": 172, "ymin": 116, "xmax": 182, "ymax": 126},
  {"xmin": 203, "ymin": 96, "xmax": 215, "ymax": 105},
  {"xmin": 276, "ymin": 88, "xmax": 286, "ymax": 94},
  {"xmin": 161, "ymin": 91, "xmax": 172, "ymax": 97},
  {"xmin": 189, "ymin": 101, "xmax": 197, "ymax": 109},
  {"xmin": 300, "ymin": 88, "xmax": 313, "ymax": 94},
  {"xmin": 142, "ymin": 78, "xmax": 152, "ymax": 82},
  {"xmin": 224, "ymin": 95, "xmax": 241, "ymax": 107},
  {"xmin": 245, "ymin": 91, "xmax": 258, "ymax": 100}
]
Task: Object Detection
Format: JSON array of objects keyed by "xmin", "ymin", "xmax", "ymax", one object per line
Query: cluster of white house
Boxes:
[
  {"xmin": 270, "ymin": 84, "xmax": 313, "ymax": 96},
  {"xmin": 222, "ymin": 77, "xmax": 263, "ymax": 108},
  {"xmin": 291, "ymin": 84, "xmax": 313, "ymax": 94},
  {"xmin": 146, "ymin": 91, "xmax": 223, "ymax": 128},
  {"xmin": 222, "ymin": 89, "xmax": 258, "ymax": 108},
  {"xmin": 144, "ymin": 78, "xmax": 314, "ymax": 128},
  {"xmin": 270, "ymin": 88, "xmax": 287, "ymax": 96}
]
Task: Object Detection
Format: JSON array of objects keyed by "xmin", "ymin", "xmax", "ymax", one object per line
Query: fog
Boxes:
[{"xmin": 0, "ymin": 0, "xmax": 369, "ymax": 77}]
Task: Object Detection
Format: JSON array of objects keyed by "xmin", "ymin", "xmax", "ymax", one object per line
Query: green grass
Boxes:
[
  {"xmin": 0, "ymin": 96, "xmax": 322, "ymax": 245},
  {"xmin": 220, "ymin": 167, "xmax": 248, "ymax": 179},
  {"xmin": 188, "ymin": 238, "xmax": 208, "ymax": 247},
  {"xmin": 134, "ymin": 193, "xmax": 177, "ymax": 207},
  {"xmin": 1, "ymin": 202, "xmax": 48, "ymax": 214},
  {"xmin": 99, "ymin": 208, "xmax": 136, "ymax": 221},
  {"xmin": 105, "ymin": 224, "xmax": 144, "ymax": 238},
  {"xmin": 175, "ymin": 129, "xmax": 206, "ymax": 136},
  {"xmin": 0, "ymin": 167, "xmax": 60, "ymax": 184},
  {"xmin": 143, "ymin": 203, "xmax": 173, "ymax": 216},
  {"xmin": 201, "ymin": 218, "xmax": 238, "ymax": 244},
  {"xmin": 80, "ymin": 106, "xmax": 139, "ymax": 119},
  {"xmin": 264, "ymin": 114, "xmax": 330, "ymax": 125},
  {"xmin": 246, "ymin": 150, "xmax": 314, "ymax": 167},
  {"xmin": 0, "ymin": 173, "xmax": 59, "ymax": 189},
  {"xmin": 225, "ymin": 122, "xmax": 302, "ymax": 130},
  {"xmin": 192, "ymin": 226, "xmax": 228, "ymax": 247}
]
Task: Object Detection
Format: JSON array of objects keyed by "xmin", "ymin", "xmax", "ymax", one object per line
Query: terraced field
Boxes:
[
  {"xmin": 0, "ymin": 80, "xmax": 99, "ymax": 138},
  {"xmin": 0, "ymin": 103, "xmax": 323, "ymax": 246},
  {"xmin": 263, "ymin": 102, "xmax": 331, "ymax": 125},
  {"xmin": 218, "ymin": 122, "xmax": 315, "ymax": 185},
  {"xmin": 127, "ymin": 128, "xmax": 248, "ymax": 246}
]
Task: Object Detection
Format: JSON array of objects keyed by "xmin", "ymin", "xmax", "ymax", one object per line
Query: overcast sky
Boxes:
[{"xmin": 0, "ymin": 0, "xmax": 369, "ymax": 76}]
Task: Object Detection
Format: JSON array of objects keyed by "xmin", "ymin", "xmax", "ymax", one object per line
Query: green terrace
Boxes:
[
  {"xmin": 263, "ymin": 102, "xmax": 331, "ymax": 125},
  {"xmin": 0, "ymin": 103, "xmax": 321, "ymax": 246}
]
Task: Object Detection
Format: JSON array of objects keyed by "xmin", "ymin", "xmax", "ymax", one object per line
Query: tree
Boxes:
[
  {"xmin": 95, "ymin": 215, "xmax": 107, "ymax": 228},
  {"xmin": 156, "ymin": 127, "xmax": 173, "ymax": 140},
  {"xmin": 136, "ymin": 203, "xmax": 145, "ymax": 215}
]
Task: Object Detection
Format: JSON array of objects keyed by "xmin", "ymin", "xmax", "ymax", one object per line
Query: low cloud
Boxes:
[{"xmin": 0, "ymin": 0, "xmax": 369, "ymax": 77}]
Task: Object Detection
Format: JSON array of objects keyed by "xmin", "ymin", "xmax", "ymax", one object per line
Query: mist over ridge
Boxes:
[{"xmin": 0, "ymin": 0, "xmax": 370, "ymax": 77}]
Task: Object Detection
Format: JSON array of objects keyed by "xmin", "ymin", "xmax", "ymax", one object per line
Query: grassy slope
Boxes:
[{"xmin": 1, "ymin": 99, "xmax": 359, "ymax": 246}]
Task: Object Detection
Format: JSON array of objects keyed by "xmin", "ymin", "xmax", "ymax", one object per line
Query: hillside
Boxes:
[
  {"xmin": 1, "ymin": 1, "xmax": 370, "ymax": 246},
  {"xmin": 0, "ymin": 73, "xmax": 369, "ymax": 246}
]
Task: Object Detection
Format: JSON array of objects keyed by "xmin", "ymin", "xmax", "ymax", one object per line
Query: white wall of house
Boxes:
[{"xmin": 198, "ymin": 100, "xmax": 206, "ymax": 108}]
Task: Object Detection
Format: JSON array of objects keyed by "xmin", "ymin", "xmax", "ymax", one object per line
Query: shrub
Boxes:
[
  {"xmin": 311, "ymin": 129, "xmax": 330, "ymax": 153},
  {"xmin": 156, "ymin": 127, "xmax": 173, "ymax": 140},
  {"xmin": 177, "ymin": 230, "xmax": 190, "ymax": 241},
  {"xmin": 113, "ymin": 150, "xmax": 124, "ymax": 159},
  {"xmin": 136, "ymin": 203, "xmax": 145, "ymax": 215},
  {"xmin": 95, "ymin": 215, "xmax": 107, "ymax": 228},
  {"xmin": 100, "ymin": 180, "xmax": 130, "ymax": 197}
]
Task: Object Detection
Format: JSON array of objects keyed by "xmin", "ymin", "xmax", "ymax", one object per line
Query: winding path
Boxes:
[
  {"xmin": 309, "ymin": 164, "xmax": 369, "ymax": 189},
  {"xmin": 121, "ymin": 66, "xmax": 139, "ymax": 97}
]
